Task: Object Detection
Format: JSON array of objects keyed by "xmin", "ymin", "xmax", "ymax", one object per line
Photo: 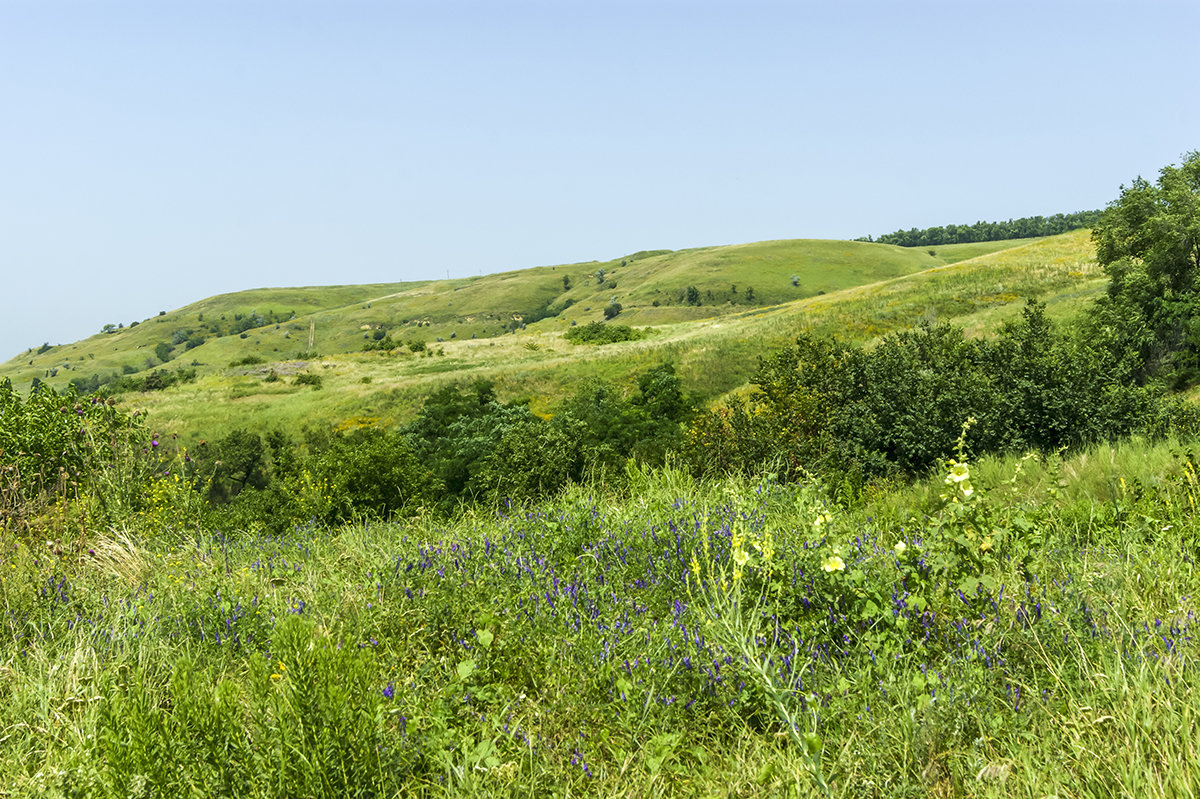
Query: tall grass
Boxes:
[{"xmin": 2, "ymin": 432, "xmax": 1199, "ymax": 796}]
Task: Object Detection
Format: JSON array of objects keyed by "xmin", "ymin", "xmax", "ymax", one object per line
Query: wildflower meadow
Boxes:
[{"xmin": 2, "ymin": 433, "xmax": 1198, "ymax": 796}]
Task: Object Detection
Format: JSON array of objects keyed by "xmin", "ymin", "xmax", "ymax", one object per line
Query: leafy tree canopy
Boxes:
[{"xmin": 1089, "ymin": 151, "xmax": 1200, "ymax": 386}]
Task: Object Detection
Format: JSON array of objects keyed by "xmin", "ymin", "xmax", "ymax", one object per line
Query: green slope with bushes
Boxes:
[
  {"xmin": 2, "ymin": 231, "xmax": 1101, "ymax": 446},
  {"xmin": 1, "ymin": 235, "xmax": 1033, "ymax": 396},
  {"xmin": 4, "ymin": 153, "xmax": 1200, "ymax": 797}
]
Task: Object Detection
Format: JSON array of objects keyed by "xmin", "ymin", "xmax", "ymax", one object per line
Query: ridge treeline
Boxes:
[{"xmin": 860, "ymin": 209, "xmax": 1103, "ymax": 247}]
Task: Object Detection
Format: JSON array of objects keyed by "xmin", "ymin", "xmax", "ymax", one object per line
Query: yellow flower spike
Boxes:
[{"xmin": 757, "ymin": 532, "xmax": 775, "ymax": 565}]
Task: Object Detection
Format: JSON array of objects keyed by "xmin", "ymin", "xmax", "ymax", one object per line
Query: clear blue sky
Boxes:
[{"xmin": 3, "ymin": 0, "xmax": 1198, "ymax": 362}]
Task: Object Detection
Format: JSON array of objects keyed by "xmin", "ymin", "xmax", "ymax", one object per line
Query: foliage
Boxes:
[
  {"xmin": 1087, "ymin": 150, "xmax": 1200, "ymax": 387},
  {"xmin": 0, "ymin": 380, "xmax": 146, "ymax": 534},
  {"xmin": 555, "ymin": 363, "xmax": 692, "ymax": 471},
  {"xmin": 69, "ymin": 367, "xmax": 198, "ymax": 395},
  {"xmin": 7, "ymin": 436, "xmax": 1200, "ymax": 796},
  {"xmin": 684, "ymin": 301, "xmax": 1181, "ymax": 484},
  {"xmin": 563, "ymin": 321, "xmax": 644, "ymax": 345},
  {"xmin": 405, "ymin": 389, "xmax": 584, "ymax": 504},
  {"xmin": 862, "ymin": 209, "xmax": 1103, "ymax": 246},
  {"xmin": 307, "ymin": 427, "xmax": 441, "ymax": 523}
]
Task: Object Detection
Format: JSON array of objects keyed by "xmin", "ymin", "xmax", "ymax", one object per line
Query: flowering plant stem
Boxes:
[{"xmin": 695, "ymin": 577, "xmax": 833, "ymax": 797}]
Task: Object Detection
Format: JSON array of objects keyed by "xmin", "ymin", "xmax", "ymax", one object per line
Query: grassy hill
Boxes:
[{"xmin": 0, "ymin": 232, "xmax": 1097, "ymax": 441}]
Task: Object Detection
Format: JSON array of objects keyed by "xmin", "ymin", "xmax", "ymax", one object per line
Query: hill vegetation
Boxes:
[
  {"xmin": 2, "ymin": 153, "xmax": 1199, "ymax": 796},
  {"xmin": 1, "ymin": 230, "xmax": 1102, "ymax": 447},
  {"xmin": 1, "ymin": 236, "xmax": 1034, "ymax": 398},
  {"xmin": 860, "ymin": 209, "xmax": 1103, "ymax": 247}
]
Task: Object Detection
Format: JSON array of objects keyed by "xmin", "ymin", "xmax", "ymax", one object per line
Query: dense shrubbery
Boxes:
[
  {"xmin": 1085, "ymin": 151, "xmax": 1200, "ymax": 388},
  {"xmin": 154, "ymin": 365, "xmax": 694, "ymax": 529},
  {"xmin": 0, "ymin": 380, "xmax": 147, "ymax": 533},
  {"xmin": 683, "ymin": 301, "xmax": 1194, "ymax": 487},
  {"xmin": 403, "ymin": 365, "xmax": 689, "ymax": 506},
  {"xmin": 564, "ymin": 321, "xmax": 644, "ymax": 345},
  {"xmin": 69, "ymin": 366, "xmax": 199, "ymax": 395}
]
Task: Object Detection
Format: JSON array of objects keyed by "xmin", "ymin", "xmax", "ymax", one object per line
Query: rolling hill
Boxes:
[{"xmin": 0, "ymin": 232, "xmax": 1101, "ymax": 441}]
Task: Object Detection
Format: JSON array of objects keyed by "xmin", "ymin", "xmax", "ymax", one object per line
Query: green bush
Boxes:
[
  {"xmin": 308, "ymin": 428, "xmax": 441, "ymax": 523},
  {"xmin": 0, "ymin": 380, "xmax": 146, "ymax": 532},
  {"xmin": 564, "ymin": 321, "xmax": 643, "ymax": 345},
  {"xmin": 684, "ymin": 301, "xmax": 1175, "ymax": 484}
]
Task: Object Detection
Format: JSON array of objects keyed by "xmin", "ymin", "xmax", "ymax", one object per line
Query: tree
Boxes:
[{"xmin": 1089, "ymin": 151, "xmax": 1200, "ymax": 386}]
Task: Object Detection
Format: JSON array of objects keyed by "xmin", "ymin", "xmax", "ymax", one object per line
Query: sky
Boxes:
[{"xmin": 3, "ymin": 0, "xmax": 1198, "ymax": 362}]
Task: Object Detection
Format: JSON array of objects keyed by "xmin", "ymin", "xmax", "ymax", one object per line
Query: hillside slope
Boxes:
[
  {"xmin": 1, "ymin": 232, "xmax": 1098, "ymax": 441},
  {"xmin": 3, "ymin": 237, "xmax": 1037, "ymax": 387}
]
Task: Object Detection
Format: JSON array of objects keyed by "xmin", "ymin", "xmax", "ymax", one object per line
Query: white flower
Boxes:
[
  {"xmin": 893, "ymin": 541, "xmax": 907, "ymax": 556},
  {"xmin": 946, "ymin": 461, "xmax": 971, "ymax": 484}
]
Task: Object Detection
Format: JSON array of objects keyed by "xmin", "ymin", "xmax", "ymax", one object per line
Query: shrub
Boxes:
[
  {"xmin": 564, "ymin": 322, "xmax": 643, "ymax": 345},
  {"xmin": 0, "ymin": 380, "xmax": 146, "ymax": 532},
  {"xmin": 684, "ymin": 301, "xmax": 1172, "ymax": 485},
  {"xmin": 308, "ymin": 428, "xmax": 441, "ymax": 522}
]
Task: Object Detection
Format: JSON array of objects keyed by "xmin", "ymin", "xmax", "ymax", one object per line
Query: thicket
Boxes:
[
  {"xmin": 179, "ymin": 364, "xmax": 693, "ymax": 530},
  {"xmin": 563, "ymin": 321, "xmax": 644, "ymax": 345},
  {"xmin": 679, "ymin": 154, "xmax": 1200, "ymax": 490},
  {"xmin": 1086, "ymin": 151, "xmax": 1200, "ymax": 388},
  {"xmin": 681, "ymin": 301, "xmax": 1194, "ymax": 489},
  {"xmin": 0, "ymin": 380, "xmax": 147, "ymax": 534},
  {"xmin": 69, "ymin": 366, "xmax": 198, "ymax": 395}
]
